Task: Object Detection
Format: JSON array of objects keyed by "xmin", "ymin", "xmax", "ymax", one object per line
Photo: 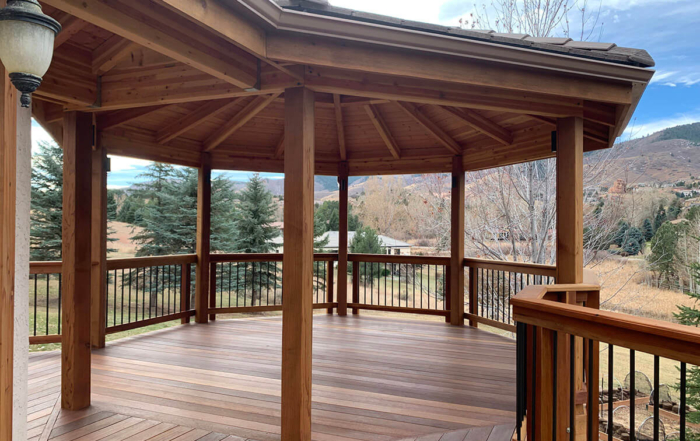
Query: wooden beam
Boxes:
[
  {"xmin": 333, "ymin": 94, "xmax": 347, "ymax": 160},
  {"xmin": 556, "ymin": 117, "xmax": 584, "ymax": 284},
  {"xmin": 274, "ymin": 134, "xmax": 285, "ymax": 159},
  {"xmin": 61, "ymin": 111, "xmax": 93, "ymax": 411},
  {"xmin": 54, "ymin": 13, "xmax": 88, "ymax": 48},
  {"xmin": 203, "ymin": 93, "xmax": 280, "ymax": 152},
  {"xmin": 90, "ymin": 142, "xmax": 107, "ymax": 349},
  {"xmin": 100, "ymin": 129, "xmax": 202, "ymax": 168},
  {"xmin": 156, "ymin": 98, "xmax": 243, "ymax": 144},
  {"xmin": 396, "ymin": 101, "xmax": 462, "ymax": 154},
  {"xmin": 450, "ymin": 156, "xmax": 465, "ymax": 326},
  {"xmin": 281, "ymin": 87, "xmax": 315, "ymax": 441},
  {"xmin": 364, "ymin": 105, "xmax": 401, "ymax": 159},
  {"xmin": 195, "ymin": 153, "xmax": 211, "ymax": 323},
  {"xmin": 92, "ymin": 35, "xmax": 140, "ymax": 75},
  {"xmin": 0, "ymin": 41, "xmax": 17, "ymax": 440},
  {"xmin": 152, "ymin": 0, "xmax": 266, "ymax": 58},
  {"xmin": 442, "ymin": 107, "xmax": 513, "ymax": 145},
  {"xmin": 43, "ymin": 0, "xmax": 258, "ymax": 89},
  {"xmin": 268, "ymin": 34, "xmax": 634, "ymax": 104},
  {"xmin": 337, "ymin": 162, "xmax": 349, "ymax": 316},
  {"xmin": 97, "ymin": 105, "xmax": 174, "ymax": 131}
]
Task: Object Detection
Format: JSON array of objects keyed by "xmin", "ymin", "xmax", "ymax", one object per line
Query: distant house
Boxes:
[
  {"xmin": 674, "ymin": 188, "xmax": 699, "ymax": 198},
  {"xmin": 272, "ymin": 231, "xmax": 412, "ymax": 255}
]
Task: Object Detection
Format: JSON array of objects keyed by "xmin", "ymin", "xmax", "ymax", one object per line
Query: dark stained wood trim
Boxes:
[
  {"xmin": 337, "ymin": 162, "xmax": 349, "ymax": 316},
  {"xmin": 105, "ymin": 311, "xmax": 195, "ymax": 334},
  {"xmin": 107, "ymin": 254, "xmax": 197, "ymax": 270},
  {"xmin": 450, "ymin": 156, "xmax": 465, "ymax": 326},
  {"xmin": 348, "ymin": 304, "xmax": 449, "ymax": 317},
  {"xmin": 195, "ymin": 154, "xmax": 212, "ymax": 324}
]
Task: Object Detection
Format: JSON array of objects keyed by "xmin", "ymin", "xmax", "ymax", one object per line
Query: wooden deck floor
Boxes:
[{"xmin": 26, "ymin": 315, "xmax": 517, "ymax": 441}]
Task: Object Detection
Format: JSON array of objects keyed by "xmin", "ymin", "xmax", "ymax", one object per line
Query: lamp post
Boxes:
[{"xmin": 0, "ymin": 0, "xmax": 60, "ymax": 107}]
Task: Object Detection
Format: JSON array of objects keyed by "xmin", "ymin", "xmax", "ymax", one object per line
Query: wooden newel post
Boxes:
[
  {"xmin": 195, "ymin": 153, "xmax": 211, "ymax": 324},
  {"xmin": 281, "ymin": 87, "xmax": 315, "ymax": 441},
  {"xmin": 91, "ymin": 137, "xmax": 107, "ymax": 349},
  {"xmin": 450, "ymin": 156, "xmax": 465, "ymax": 326},
  {"xmin": 62, "ymin": 111, "xmax": 93, "ymax": 411},
  {"xmin": 336, "ymin": 162, "xmax": 349, "ymax": 316}
]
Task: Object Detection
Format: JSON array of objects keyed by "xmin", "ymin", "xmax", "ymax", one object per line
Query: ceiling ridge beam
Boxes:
[
  {"xmin": 157, "ymin": 98, "xmax": 245, "ymax": 144},
  {"xmin": 92, "ymin": 35, "xmax": 140, "ymax": 76},
  {"xmin": 364, "ymin": 104, "xmax": 401, "ymax": 159},
  {"xmin": 203, "ymin": 93, "xmax": 281, "ymax": 152},
  {"xmin": 43, "ymin": 0, "xmax": 258, "ymax": 89},
  {"xmin": 395, "ymin": 101, "xmax": 462, "ymax": 155},
  {"xmin": 333, "ymin": 94, "xmax": 347, "ymax": 160},
  {"xmin": 443, "ymin": 107, "xmax": 514, "ymax": 146}
]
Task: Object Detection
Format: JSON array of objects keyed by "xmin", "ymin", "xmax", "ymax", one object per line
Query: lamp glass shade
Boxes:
[{"xmin": 0, "ymin": 18, "xmax": 55, "ymax": 78}]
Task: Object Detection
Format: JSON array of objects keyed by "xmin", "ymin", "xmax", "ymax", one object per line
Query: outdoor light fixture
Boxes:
[{"xmin": 0, "ymin": 0, "xmax": 60, "ymax": 107}]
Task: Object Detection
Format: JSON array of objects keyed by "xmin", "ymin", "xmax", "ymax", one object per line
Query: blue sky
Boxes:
[{"xmin": 31, "ymin": 0, "xmax": 700, "ymax": 188}]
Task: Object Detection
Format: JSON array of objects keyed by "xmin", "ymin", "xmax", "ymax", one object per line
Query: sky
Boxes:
[{"xmin": 31, "ymin": 0, "xmax": 700, "ymax": 188}]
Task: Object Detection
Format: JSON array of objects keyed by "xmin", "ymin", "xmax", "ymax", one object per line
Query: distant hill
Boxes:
[{"xmin": 607, "ymin": 123, "xmax": 700, "ymax": 184}]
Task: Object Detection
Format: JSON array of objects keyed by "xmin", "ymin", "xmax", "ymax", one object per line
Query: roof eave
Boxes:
[{"xmin": 232, "ymin": 0, "xmax": 655, "ymax": 84}]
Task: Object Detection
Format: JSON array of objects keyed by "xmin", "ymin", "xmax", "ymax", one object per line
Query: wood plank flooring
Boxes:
[{"xmin": 26, "ymin": 315, "xmax": 517, "ymax": 441}]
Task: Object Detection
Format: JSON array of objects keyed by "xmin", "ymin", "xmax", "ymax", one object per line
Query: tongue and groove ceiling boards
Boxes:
[{"xmin": 32, "ymin": 0, "xmax": 655, "ymax": 176}]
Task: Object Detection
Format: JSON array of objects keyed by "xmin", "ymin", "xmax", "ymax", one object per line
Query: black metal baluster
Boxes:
[
  {"xmin": 45, "ymin": 274, "xmax": 50, "ymax": 335},
  {"xmin": 630, "ymin": 349, "xmax": 636, "ymax": 441},
  {"xmin": 128, "ymin": 269, "xmax": 132, "ymax": 323},
  {"xmin": 244, "ymin": 262, "xmax": 248, "ymax": 307},
  {"xmin": 653, "ymin": 356, "xmax": 659, "ymax": 441},
  {"xmin": 370, "ymin": 262, "xmax": 374, "ymax": 305},
  {"xmin": 681, "ymin": 362, "xmax": 687, "ymax": 441},
  {"xmin": 33, "ymin": 274, "xmax": 37, "ymax": 336},
  {"xmin": 608, "ymin": 343, "xmax": 613, "ymax": 441},
  {"xmin": 57, "ymin": 274, "xmax": 62, "ymax": 334},
  {"xmin": 114, "ymin": 270, "xmax": 118, "ymax": 325},
  {"xmin": 412, "ymin": 264, "xmax": 416, "ymax": 308}
]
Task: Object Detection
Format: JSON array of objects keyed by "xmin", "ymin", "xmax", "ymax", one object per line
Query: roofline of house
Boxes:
[{"xmin": 232, "ymin": 0, "xmax": 655, "ymax": 85}]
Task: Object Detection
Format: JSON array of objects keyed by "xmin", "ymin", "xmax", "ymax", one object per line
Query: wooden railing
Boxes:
[
  {"xmin": 464, "ymin": 258, "xmax": 557, "ymax": 332},
  {"xmin": 512, "ymin": 283, "xmax": 700, "ymax": 441},
  {"xmin": 207, "ymin": 253, "xmax": 337, "ymax": 315},
  {"xmin": 348, "ymin": 254, "xmax": 451, "ymax": 317},
  {"xmin": 28, "ymin": 261, "xmax": 62, "ymax": 345}
]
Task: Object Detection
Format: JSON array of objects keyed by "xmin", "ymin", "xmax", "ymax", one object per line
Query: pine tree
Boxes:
[
  {"xmin": 648, "ymin": 222, "xmax": 679, "ymax": 287},
  {"xmin": 314, "ymin": 200, "xmax": 362, "ymax": 234},
  {"xmin": 349, "ymin": 227, "xmax": 384, "ymax": 279},
  {"xmin": 107, "ymin": 189, "xmax": 121, "ymax": 221},
  {"xmin": 675, "ymin": 260, "xmax": 700, "ymax": 438},
  {"xmin": 30, "ymin": 141, "xmax": 63, "ymax": 261},
  {"xmin": 642, "ymin": 218, "xmax": 655, "ymax": 241},
  {"xmin": 669, "ymin": 198, "xmax": 684, "ymax": 221},
  {"xmin": 654, "ymin": 203, "xmax": 668, "ymax": 231},
  {"xmin": 233, "ymin": 174, "xmax": 280, "ymax": 305}
]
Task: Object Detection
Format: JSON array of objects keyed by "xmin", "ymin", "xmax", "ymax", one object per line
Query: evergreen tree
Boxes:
[
  {"xmin": 648, "ymin": 222, "xmax": 679, "ymax": 286},
  {"xmin": 669, "ymin": 198, "xmax": 684, "ymax": 221},
  {"xmin": 233, "ymin": 174, "xmax": 280, "ymax": 305},
  {"xmin": 675, "ymin": 260, "xmax": 700, "ymax": 438},
  {"xmin": 349, "ymin": 227, "xmax": 385, "ymax": 279},
  {"xmin": 612, "ymin": 220, "xmax": 630, "ymax": 248},
  {"xmin": 622, "ymin": 227, "xmax": 644, "ymax": 256},
  {"xmin": 30, "ymin": 141, "xmax": 63, "ymax": 261},
  {"xmin": 654, "ymin": 203, "xmax": 668, "ymax": 231},
  {"xmin": 107, "ymin": 189, "xmax": 121, "ymax": 221},
  {"xmin": 642, "ymin": 218, "xmax": 655, "ymax": 241},
  {"xmin": 314, "ymin": 200, "xmax": 363, "ymax": 234}
]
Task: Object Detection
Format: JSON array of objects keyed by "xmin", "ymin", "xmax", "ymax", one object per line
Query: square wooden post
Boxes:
[
  {"xmin": 556, "ymin": 117, "xmax": 584, "ymax": 284},
  {"xmin": 281, "ymin": 87, "xmax": 315, "ymax": 441},
  {"xmin": 450, "ymin": 156, "xmax": 465, "ymax": 326},
  {"xmin": 91, "ymin": 139, "xmax": 107, "ymax": 348},
  {"xmin": 336, "ymin": 162, "xmax": 349, "ymax": 316},
  {"xmin": 0, "ymin": 48, "xmax": 18, "ymax": 440},
  {"xmin": 62, "ymin": 111, "xmax": 93, "ymax": 411},
  {"xmin": 195, "ymin": 153, "xmax": 211, "ymax": 324}
]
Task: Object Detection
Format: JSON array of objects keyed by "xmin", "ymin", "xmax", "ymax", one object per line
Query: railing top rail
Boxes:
[
  {"xmin": 210, "ymin": 253, "xmax": 338, "ymax": 263},
  {"xmin": 106, "ymin": 254, "xmax": 197, "ymax": 270},
  {"xmin": 349, "ymin": 254, "xmax": 450, "ymax": 265},
  {"xmin": 511, "ymin": 283, "xmax": 700, "ymax": 365},
  {"xmin": 29, "ymin": 261, "xmax": 62, "ymax": 274},
  {"xmin": 463, "ymin": 257, "xmax": 556, "ymax": 276}
]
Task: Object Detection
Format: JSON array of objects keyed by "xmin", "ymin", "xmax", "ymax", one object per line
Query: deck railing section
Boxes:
[
  {"xmin": 348, "ymin": 254, "xmax": 451, "ymax": 317},
  {"xmin": 464, "ymin": 258, "xmax": 557, "ymax": 332},
  {"xmin": 105, "ymin": 254, "xmax": 197, "ymax": 333},
  {"xmin": 207, "ymin": 253, "xmax": 337, "ymax": 315},
  {"xmin": 28, "ymin": 261, "xmax": 63, "ymax": 344},
  {"xmin": 512, "ymin": 283, "xmax": 700, "ymax": 441}
]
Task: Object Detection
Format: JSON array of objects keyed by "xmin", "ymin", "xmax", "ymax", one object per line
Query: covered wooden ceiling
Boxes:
[{"xmin": 30, "ymin": 0, "xmax": 652, "ymax": 176}]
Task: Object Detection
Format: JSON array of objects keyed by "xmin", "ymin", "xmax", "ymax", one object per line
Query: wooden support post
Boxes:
[
  {"xmin": 0, "ymin": 46, "xmax": 18, "ymax": 440},
  {"xmin": 195, "ymin": 153, "xmax": 211, "ymax": 324},
  {"xmin": 61, "ymin": 111, "xmax": 93, "ymax": 411},
  {"xmin": 180, "ymin": 263, "xmax": 191, "ymax": 324},
  {"xmin": 326, "ymin": 260, "xmax": 334, "ymax": 314},
  {"xmin": 468, "ymin": 266, "xmax": 478, "ymax": 327},
  {"xmin": 91, "ymin": 139, "xmax": 107, "ymax": 348},
  {"xmin": 450, "ymin": 156, "xmax": 465, "ymax": 326},
  {"xmin": 281, "ymin": 87, "xmax": 315, "ymax": 441},
  {"xmin": 336, "ymin": 162, "xmax": 349, "ymax": 316},
  {"xmin": 556, "ymin": 117, "xmax": 584, "ymax": 284}
]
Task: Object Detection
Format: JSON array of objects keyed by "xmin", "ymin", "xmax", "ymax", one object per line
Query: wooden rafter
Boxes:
[
  {"xmin": 333, "ymin": 94, "xmax": 347, "ymax": 160},
  {"xmin": 526, "ymin": 114, "xmax": 609, "ymax": 146},
  {"xmin": 364, "ymin": 105, "xmax": 401, "ymax": 159},
  {"xmin": 54, "ymin": 13, "xmax": 88, "ymax": 48},
  {"xmin": 156, "ymin": 98, "xmax": 244, "ymax": 144},
  {"xmin": 203, "ymin": 93, "xmax": 281, "ymax": 152},
  {"xmin": 92, "ymin": 35, "xmax": 139, "ymax": 76},
  {"xmin": 274, "ymin": 134, "xmax": 285, "ymax": 158},
  {"xmin": 395, "ymin": 102, "xmax": 462, "ymax": 155},
  {"xmin": 97, "ymin": 105, "xmax": 175, "ymax": 131},
  {"xmin": 442, "ymin": 107, "xmax": 513, "ymax": 146},
  {"xmin": 43, "ymin": 0, "xmax": 259, "ymax": 89}
]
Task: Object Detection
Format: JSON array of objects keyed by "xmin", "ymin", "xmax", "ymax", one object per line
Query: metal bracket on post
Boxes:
[{"xmin": 551, "ymin": 131, "xmax": 557, "ymax": 153}]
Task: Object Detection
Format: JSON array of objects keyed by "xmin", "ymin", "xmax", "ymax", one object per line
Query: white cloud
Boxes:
[
  {"xmin": 649, "ymin": 71, "xmax": 678, "ymax": 84},
  {"xmin": 108, "ymin": 155, "xmax": 151, "ymax": 172},
  {"xmin": 622, "ymin": 112, "xmax": 700, "ymax": 139}
]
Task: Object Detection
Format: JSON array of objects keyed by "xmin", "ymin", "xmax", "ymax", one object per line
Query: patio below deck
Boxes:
[{"xmin": 27, "ymin": 315, "xmax": 516, "ymax": 441}]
